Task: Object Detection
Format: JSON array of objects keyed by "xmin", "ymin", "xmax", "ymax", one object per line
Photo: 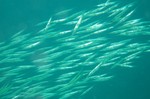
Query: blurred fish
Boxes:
[{"xmin": 0, "ymin": 0, "xmax": 150, "ymax": 99}]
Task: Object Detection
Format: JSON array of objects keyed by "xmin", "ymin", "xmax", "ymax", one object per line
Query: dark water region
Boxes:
[{"xmin": 0, "ymin": 0, "xmax": 150, "ymax": 99}]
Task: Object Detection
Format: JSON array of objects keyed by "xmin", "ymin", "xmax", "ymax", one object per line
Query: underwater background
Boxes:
[{"xmin": 0, "ymin": 0, "xmax": 150, "ymax": 99}]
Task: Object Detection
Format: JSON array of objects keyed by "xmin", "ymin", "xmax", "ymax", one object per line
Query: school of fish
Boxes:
[{"xmin": 0, "ymin": 0, "xmax": 150, "ymax": 99}]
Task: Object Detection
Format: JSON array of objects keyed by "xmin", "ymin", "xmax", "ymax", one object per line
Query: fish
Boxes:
[{"xmin": 0, "ymin": 0, "xmax": 150, "ymax": 99}]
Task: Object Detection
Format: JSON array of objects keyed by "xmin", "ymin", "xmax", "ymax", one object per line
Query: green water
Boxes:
[{"xmin": 0, "ymin": 0, "xmax": 150, "ymax": 99}]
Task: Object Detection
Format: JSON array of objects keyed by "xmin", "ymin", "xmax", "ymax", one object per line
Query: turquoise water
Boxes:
[{"xmin": 0, "ymin": 0, "xmax": 150, "ymax": 99}]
